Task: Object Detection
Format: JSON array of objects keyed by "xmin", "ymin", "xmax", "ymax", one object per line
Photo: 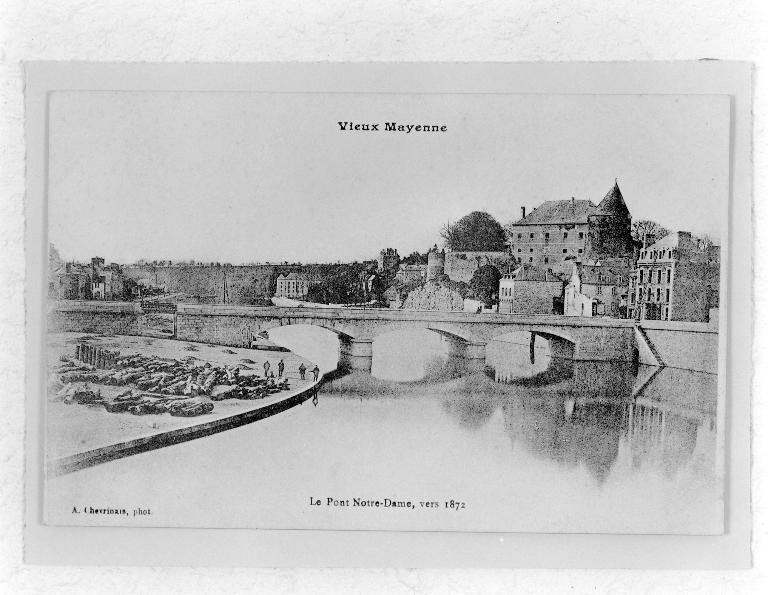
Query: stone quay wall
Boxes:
[
  {"xmin": 48, "ymin": 302, "xmax": 141, "ymax": 336},
  {"xmin": 175, "ymin": 310, "xmax": 263, "ymax": 348},
  {"xmin": 636, "ymin": 319, "xmax": 719, "ymax": 374}
]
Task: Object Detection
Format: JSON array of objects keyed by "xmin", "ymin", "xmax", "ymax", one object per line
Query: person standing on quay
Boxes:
[
  {"xmin": 278, "ymin": 359, "xmax": 285, "ymax": 378},
  {"xmin": 298, "ymin": 362, "xmax": 306, "ymax": 380},
  {"xmin": 311, "ymin": 365, "xmax": 320, "ymax": 381},
  {"xmin": 263, "ymin": 360, "xmax": 271, "ymax": 377}
]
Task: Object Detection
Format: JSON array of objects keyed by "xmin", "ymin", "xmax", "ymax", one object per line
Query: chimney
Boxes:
[
  {"xmin": 642, "ymin": 232, "xmax": 656, "ymax": 248},
  {"xmin": 521, "ymin": 206, "xmax": 526, "ymax": 219}
]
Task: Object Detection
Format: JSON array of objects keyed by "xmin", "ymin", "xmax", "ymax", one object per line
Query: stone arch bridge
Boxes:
[
  {"xmin": 50, "ymin": 302, "xmax": 638, "ymax": 373},
  {"xmin": 171, "ymin": 305, "xmax": 637, "ymax": 372}
]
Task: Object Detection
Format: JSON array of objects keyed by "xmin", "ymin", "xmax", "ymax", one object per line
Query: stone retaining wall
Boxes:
[
  {"xmin": 48, "ymin": 302, "xmax": 141, "ymax": 336},
  {"xmin": 637, "ymin": 320, "xmax": 719, "ymax": 374}
]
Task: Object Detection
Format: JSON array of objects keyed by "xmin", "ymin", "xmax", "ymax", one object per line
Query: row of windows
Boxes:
[
  {"xmin": 636, "ymin": 287, "xmax": 671, "ymax": 302},
  {"xmin": 516, "ymin": 247, "xmax": 583, "ymax": 255},
  {"xmin": 594, "ymin": 286, "xmax": 618, "ymax": 295},
  {"xmin": 516, "ymin": 231, "xmax": 585, "ymax": 241},
  {"xmin": 641, "ymin": 248, "xmax": 675, "ymax": 260},
  {"xmin": 627, "ymin": 306, "xmax": 671, "ymax": 320},
  {"xmin": 639, "ymin": 268, "xmax": 672, "ymax": 284}
]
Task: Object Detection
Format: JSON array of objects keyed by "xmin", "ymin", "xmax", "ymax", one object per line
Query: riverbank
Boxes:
[{"xmin": 46, "ymin": 332, "xmax": 321, "ymax": 476}]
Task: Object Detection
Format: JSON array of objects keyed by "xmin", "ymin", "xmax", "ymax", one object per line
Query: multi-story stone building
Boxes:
[
  {"xmin": 630, "ymin": 231, "xmax": 720, "ymax": 322},
  {"xmin": 274, "ymin": 271, "xmax": 310, "ymax": 299},
  {"xmin": 498, "ymin": 264, "xmax": 565, "ymax": 315},
  {"xmin": 564, "ymin": 259, "xmax": 631, "ymax": 318},
  {"xmin": 508, "ymin": 181, "xmax": 634, "ymax": 268},
  {"xmin": 88, "ymin": 258, "xmax": 127, "ymax": 300},
  {"xmin": 395, "ymin": 264, "xmax": 427, "ymax": 284},
  {"xmin": 50, "ymin": 262, "xmax": 92, "ymax": 300}
]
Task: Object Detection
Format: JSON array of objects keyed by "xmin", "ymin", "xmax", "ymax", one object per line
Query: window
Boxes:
[
  {"xmin": 529, "ymin": 233, "xmax": 534, "ymax": 239},
  {"xmin": 563, "ymin": 232, "xmax": 568, "ymax": 239},
  {"xmin": 631, "ymin": 293, "xmax": 635, "ymax": 304},
  {"xmin": 666, "ymin": 289, "xmax": 670, "ymax": 302},
  {"xmin": 657, "ymin": 270, "xmax": 662, "ymax": 283},
  {"xmin": 656, "ymin": 288, "xmax": 661, "ymax": 301},
  {"xmin": 544, "ymin": 232, "xmax": 550, "ymax": 240},
  {"xmin": 597, "ymin": 285, "xmax": 602, "ymax": 294},
  {"xmin": 612, "ymin": 287, "xmax": 616, "ymax": 295},
  {"xmin": 529, "ymin": 257, "xmax": 533, "ymax": 263},
  {"xmin": 665, "ymin": 307, "xmax": 669, "ymax": 320},
  {"xmin": 544, "ymin": 257, "xmax": 549, "ymax": 264},
  {"xmin": 647, "ymin": 288, "xmax": 652, "ymax": 301},
  {"xmin": 577, "ymin": 248, "xmax": 583, "ymax": 254},
  {"xmin": 639, "ymin": 270, "xmax": 644, "ymax": 283},
  {"xmin": 667, "ymin": 269, "xmax": 671, "ymax": 283},
  {"xmin": 517, "ymin": 233, "xmax": 522, "ymax": 239},
  {"xmin": 562, "ymin": 249, "xmax": 567, "ymax": 253},
  {"xmin": 517, "ymin": 248, "xmax": 521, "ymax": 253}
]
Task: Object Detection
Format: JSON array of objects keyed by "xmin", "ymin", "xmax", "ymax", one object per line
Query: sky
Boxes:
[{"xmin": 47, "ymin": 91, "xmax": 730, "ymax": 264}]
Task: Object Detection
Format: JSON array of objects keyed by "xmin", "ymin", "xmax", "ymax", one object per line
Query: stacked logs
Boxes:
[{"xmin": 55, "ymin": 345, "xmax": 294, "ymax": 418}]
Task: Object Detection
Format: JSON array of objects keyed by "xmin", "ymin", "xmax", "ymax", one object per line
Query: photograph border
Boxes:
[{"xmin": 24, "ymin": 61, "xmax": 752, "ymax": 568}]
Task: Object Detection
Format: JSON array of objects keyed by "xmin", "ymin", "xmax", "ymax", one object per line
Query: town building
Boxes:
[
  {"xmin": 274, "ymin": 272, "xmax": 310, "ymax": 299},
  {"xmin": 89, "ymin": 258, "xmax": 127, "ymax": 300},
  {"xmin": 564, "ymin": 259, "xmax": 631, "ymax": 318},
  {"xmin": 50, "ymin": 262, "xmax": 92, "ymax": 300},
  {"xmin": 498, "ymin": 264, "xmax": 565, "ymax": 315},
  {"xmin": 395, "ymin": 263, "xmax": 427, "ymax": 284},
  {"xmin": 630, "ymin": 231, "xmax": 720, "ymax": 322},
  {"xmin": 508, "ymin": 181, "xmax": 634, "ymax": 268}
]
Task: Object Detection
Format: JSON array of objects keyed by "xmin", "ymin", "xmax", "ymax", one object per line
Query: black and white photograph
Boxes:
[{"xmin": 40, "ymin": 85, "xmax": 730, "ymax": 535}]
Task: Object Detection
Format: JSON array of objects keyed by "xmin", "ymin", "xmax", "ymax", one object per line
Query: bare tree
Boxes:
[{"xmin": 631, "ymin": 219, "xmax": 669, "ymax": 243}]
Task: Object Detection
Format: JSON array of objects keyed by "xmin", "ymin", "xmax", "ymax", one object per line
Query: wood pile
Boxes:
[{"xmin": 54, "ymin": 344, "xmax": 295, "ymax": 418}]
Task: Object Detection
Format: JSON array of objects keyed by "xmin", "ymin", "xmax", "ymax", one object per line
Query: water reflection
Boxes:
[
  {"xmin": 322, "ymin": 351, "xmax": 717, "ymax": 488},
  {"xmin": 275, "ymin": 325, "xmax": 717, "ymax": 492}
]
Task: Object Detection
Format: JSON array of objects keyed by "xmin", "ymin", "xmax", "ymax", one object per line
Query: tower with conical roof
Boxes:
[{"xmin": 585, "ymin": 180, "xmax": 634, "ymax": 258}]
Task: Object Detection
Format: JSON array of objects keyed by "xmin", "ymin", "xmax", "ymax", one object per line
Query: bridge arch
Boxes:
[{"xmin": 530, "ymin": 330, "xmax": 576, "ymax": 360}]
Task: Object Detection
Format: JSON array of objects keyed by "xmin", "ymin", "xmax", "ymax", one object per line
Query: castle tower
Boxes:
[
  {"xmin": 586, "ymin": 181, "xmax": 634, "ymax": 258},
  {"xmin": 377, "ymin": 248, "xmax": 400, "ymax": 273},
  {"xmin": 426, "ymin": 244, "xmax": 445, "ymax": 282}
]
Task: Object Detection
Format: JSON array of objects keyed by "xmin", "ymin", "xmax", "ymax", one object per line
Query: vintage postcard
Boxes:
[{"xmin": 27, "ymin": 64, "xmax": 748, "ymax": 553}]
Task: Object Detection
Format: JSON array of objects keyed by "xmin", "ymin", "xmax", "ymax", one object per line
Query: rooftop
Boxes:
[
  {"xmin": 513, "ymin": 198, "xmax": 596, "ymax": 225},
  {"xmin": 513, "ymin": 182, "xmax": 629, "ymax": 225},
  {"xmin": 512, "ymin": 264, "xmax": 565, "ymax": 282},
  {"xmin": 277, "ymin": 272, "xmax": 308, "ymax": 280}
]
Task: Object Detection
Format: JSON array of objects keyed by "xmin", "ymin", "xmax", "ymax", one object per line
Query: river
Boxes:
[{"xmin": 46, "ymin": 326, "xmax": 722, "ymax": 534}]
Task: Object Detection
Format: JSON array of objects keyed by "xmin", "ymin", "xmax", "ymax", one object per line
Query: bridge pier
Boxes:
[
  {"xmin": 339, "ymin": 337, "xmax": 373, "ymax": 373},
  {"xmin": 545, "ymin": 334, "xmax": 576, "ymax": 360},
  {"xmin": 447, "ymin": 340, "xmax": 487, "ymax": 374}
]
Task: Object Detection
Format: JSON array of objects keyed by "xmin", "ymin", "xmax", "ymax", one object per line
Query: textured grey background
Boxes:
[{"xmin": 2, "ymin": 1, "xmax": 767, "ymax": 593}]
